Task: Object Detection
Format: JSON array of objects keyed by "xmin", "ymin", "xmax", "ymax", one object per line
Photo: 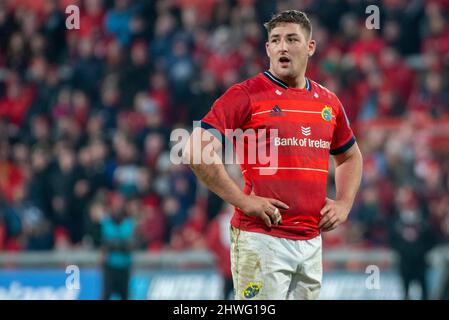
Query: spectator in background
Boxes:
[
  {"xmin": 41, "ymin": 0, "xmax": 66, "ymax": 63},
  {"xmin": 79, "ymin": 0, "xmax": 106, "ymax": 40},
  {"xmin": 71, "ymin": 37, "xmax": 104, "ymax": 101},
  {"xmin": 0, "ymin": 73, "xmax": 35, "ymax": 127},
  {"xmin": 25, "ymin": 114, "xmax": 53, "ymax": 149},
  {"xmin": 150, "ymin": 12, "xmax": 176, "ymax": 68},
  {"xmin": 27, "ymin": 146, "xmax": 52, "ymax": 220},
  {"xmin": 408, "ymin": 71, "xmax": 449, "ymax": 118},
  {"xmin": 204, "ymin": 26, "xmax": 242, "ymax": 88},
  {"xmin": 1, "ymin": 186, "xmax": 24, "ymax": 250},
  {"xmin": 105, "ymin": 0, "xmax": 142, "ymax": 47},
  {"xmin": 24, "ymin": 59, "xmax": 60, "ymax": 123},
  {"xmin": 7, "ymin": 183, "xmax": 54, "ymax": 251},
  {"xmin": 187, "ymin": 71, "xmax": 220, "ymax": 124},
  {"xmin": 101, "ymin": 38, "xmax": 125, "ymax": 80},
  {"xmin": 5, "ymin": 32, "xmax": 29, "ymax": 75},
  {"xmin": 142, "ymin": 132, "xmax": 165, "ymax": 170},
  {"xmin": 351, "ymin": 184, "xmax": 384, "ymax": 245},
  {"xmin": 167, "ymin": 35, "xmax": 195, "ymax": 108},
  {"xmin": 85, "ymin": 198, "xmax": 105, "ymax": 248},
  {"xmin": 134, "ymin": 200, "xmax": 166, "ymax": 250},
  {"xmin": 389, "ymin": 186, "xmax": 437, "ymax": 300},
  {"xmin": 101, "ymin": 192, "xmax": 135, "ymax": 300},
  {"xmin": 112, "ymin": 134, "xmax": 140, "ymax": 197},
  {"xmin": 0, "ymin": 140, "xmax": 20, "ymax": 198},
  {"xmin": 162, "ymin": 165, "xmax": 197, "ymax": 241},
  {"xmin": 421, "ymin": 1, "xmax": 449, "ymax": 56},
  {"xmin": 97, "ymin": 84, "xmax": 121, "ymax": 136},
  {"xmin": 49, "ymin": 145, "xmax": 77, "ymax": 235},
  {"xmin": 147, "ymin": 71, "xmax": 171, "ymax": 128},
  {"xmin": 119, "ymin": 41, "xmax": 152, "ymax": 109}
]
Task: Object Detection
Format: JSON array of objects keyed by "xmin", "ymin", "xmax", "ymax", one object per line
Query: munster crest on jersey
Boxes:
[{"xmin": 321, "ymin": 106, "xmax": 333, "ymax": 121}]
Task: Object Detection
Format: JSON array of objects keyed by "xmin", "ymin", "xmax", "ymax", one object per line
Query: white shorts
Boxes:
[{"xmin": 230, "ymin": 226, "xmax": 322, "ymax": 300}]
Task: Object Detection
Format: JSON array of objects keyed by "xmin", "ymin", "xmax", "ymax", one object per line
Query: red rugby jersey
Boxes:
[{"xmin": 201, "ymin": 71, "xmax": 355, "ymax": 240}]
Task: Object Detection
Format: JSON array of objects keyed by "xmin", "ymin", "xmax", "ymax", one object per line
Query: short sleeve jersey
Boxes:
[{"xmin": 201, "ymin": 71, "xmax": 355, "ymax": 240}]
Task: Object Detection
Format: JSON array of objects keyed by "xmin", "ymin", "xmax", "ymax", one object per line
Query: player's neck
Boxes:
[{"xmin": 268, "ymin": 69, "xmax": 306, "ymax": 89}]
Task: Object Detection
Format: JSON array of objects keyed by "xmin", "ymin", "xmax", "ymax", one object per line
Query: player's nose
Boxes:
[{"xmin": 279, "ymin": 38, "xmax": 288, "ymax": 52}]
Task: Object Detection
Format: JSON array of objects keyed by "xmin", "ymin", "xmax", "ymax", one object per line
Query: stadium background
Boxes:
[{"xmin": 0, "ymin": 0, "xmax": 448, "ymax": 299}]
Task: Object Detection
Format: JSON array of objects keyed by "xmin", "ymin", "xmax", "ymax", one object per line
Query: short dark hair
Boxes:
[{"xmin": 264, "ymin": 10, "xmax": 312, "ymax": 38}]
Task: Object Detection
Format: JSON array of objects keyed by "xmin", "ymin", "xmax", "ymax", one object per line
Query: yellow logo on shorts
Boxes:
[
  {"xmin": 242, "ymin": 282, "xmax": 263, "ymax": 299},
  {"xmin": 321, "ymin": 106, "xmax": 333, "ymax": 121}
]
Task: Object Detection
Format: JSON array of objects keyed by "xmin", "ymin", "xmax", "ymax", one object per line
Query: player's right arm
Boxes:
[{"xmin": 183, "ymin": 127, "xmax": 288, "ymax": 227}]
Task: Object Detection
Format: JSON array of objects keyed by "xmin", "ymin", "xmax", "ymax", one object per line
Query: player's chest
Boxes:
[{"xmin": 244, "ymin": 99, "xmax": 337, "ymax": 141}]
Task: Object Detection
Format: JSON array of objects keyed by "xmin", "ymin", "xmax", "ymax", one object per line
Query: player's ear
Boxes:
[
  {"xmin": 265, "ymin": 41, "xmax": 271, "ymax": 58},
  {"xmin": 308, "ymin": 39, "xmax": 316, "ymax": 57}
]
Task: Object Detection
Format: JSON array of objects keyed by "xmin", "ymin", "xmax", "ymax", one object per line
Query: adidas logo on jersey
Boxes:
[{"xmin": 269, "ymin": 105, "xmax": 284, "ymax": 116}]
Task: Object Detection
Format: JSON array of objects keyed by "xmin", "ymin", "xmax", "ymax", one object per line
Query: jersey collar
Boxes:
[{"xmin": 263, "ymin": 70, "xmax": 311, "ymax": 91}]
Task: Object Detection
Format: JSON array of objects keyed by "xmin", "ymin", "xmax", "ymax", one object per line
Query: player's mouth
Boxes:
[{"xmin": 279, "ymin": 56, "xmax": 291, "ymax": 68}]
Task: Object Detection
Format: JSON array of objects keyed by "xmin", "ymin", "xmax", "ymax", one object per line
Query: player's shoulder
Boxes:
[
  {"xmin": 309, "ymin": 79, "xmax": 341, "ymax": 105},
  {"xmin": 220, "ymin": 73, "xmax": 266, "ymax": 99},
  {"xmin": 230, "ymin": 73, "xmax": 267, "ymax": 93}
]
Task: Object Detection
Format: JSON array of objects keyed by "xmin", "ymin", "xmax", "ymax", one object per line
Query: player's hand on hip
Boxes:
[
  {"xmin": 239, "ymin": 195, "xmax": 289, "ymax": 227},
  {"xmin": 318, "ymin": 197, "xmax": 351, "ymax": 232}
]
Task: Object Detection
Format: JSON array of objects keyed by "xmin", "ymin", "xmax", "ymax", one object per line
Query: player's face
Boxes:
[{"xmin": 266, "ymin": 23, "xmax": 315, "ymax": 80}]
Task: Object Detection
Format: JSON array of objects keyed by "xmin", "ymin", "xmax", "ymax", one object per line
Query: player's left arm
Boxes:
[{"xmin": 318, "ymin": 142, "xmax": 363, "ymax": 232}]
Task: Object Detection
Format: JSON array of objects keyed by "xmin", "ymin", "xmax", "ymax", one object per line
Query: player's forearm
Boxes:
[
  {"xmin": 190, "ymin": 160, "xmax": 247, "ymax": 209},
  {"xmin": 334, "ymin": 146, "xmax": 363, "ymax": 208},
  {"xmin": 184, "ymin": 127, "xmax": 247, "ymax": 209}
]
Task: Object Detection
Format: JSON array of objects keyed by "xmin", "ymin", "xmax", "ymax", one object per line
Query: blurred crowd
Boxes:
[{"xmin": 0, "ymin": 0, "xmax": 448, "ymax": 254}]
